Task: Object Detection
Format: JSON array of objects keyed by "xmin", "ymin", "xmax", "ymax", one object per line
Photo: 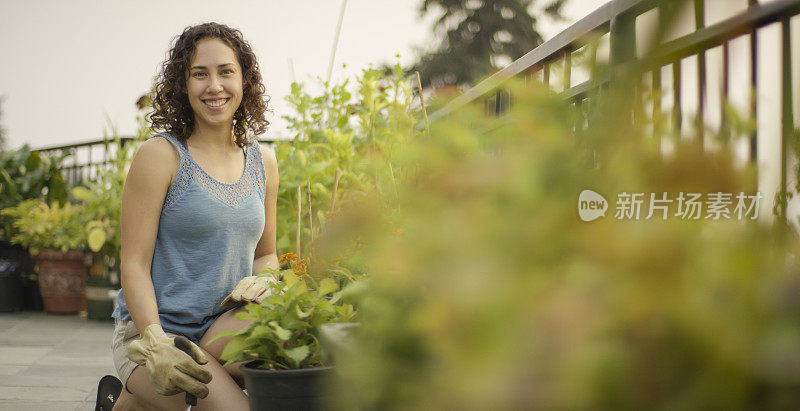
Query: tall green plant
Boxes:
[
  {"xmin": 274, "ymin": 64, "xmax": 415, "ymax": 256},
  {"xmin": 71, "ymin": 112, "xmax": 149, "ymax": 273}
]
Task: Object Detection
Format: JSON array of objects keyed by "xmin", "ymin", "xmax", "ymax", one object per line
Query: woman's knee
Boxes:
[
  {"xmin": 112, "ymin": 387, "xmax": 160, "ymax": 411},
  {"xmin": 126, "ymin": 347, "xmax": 248, "ymax": 411},
  {"xmin": 125, "ymin": 366, "xmax": 187, "ymax": 411},
  {"xmin": 200, "ymin": 306, "xmax": 254, "ymax": 361},
  {"xmin": 193, "ymin": 347, "xmax": 249, "ymax": 411}
]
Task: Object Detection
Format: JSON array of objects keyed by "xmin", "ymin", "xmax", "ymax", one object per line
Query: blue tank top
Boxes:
[{"xmin": 112, "ymin": 131, "xmax": 267, "ymax": 343}]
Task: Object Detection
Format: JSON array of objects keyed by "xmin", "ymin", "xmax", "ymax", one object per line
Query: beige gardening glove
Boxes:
[
  {"xmin": 127, "ymin": 324, "xmax": 213, "ymax": 398},
  {"xmin": 220, "ymin": 275, "xmax": 278, "ymax": 307}
]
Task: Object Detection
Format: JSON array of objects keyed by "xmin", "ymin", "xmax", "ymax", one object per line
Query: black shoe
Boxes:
[{"xmin": 95, "ymin": 375, "xmax": 123, "ymax": 411}]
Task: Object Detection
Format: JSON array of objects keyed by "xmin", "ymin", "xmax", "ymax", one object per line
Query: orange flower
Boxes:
[
  {"xmin": 279, "ymin": 253, "xmax": 299, "ymax": 270},
  {"xmin": 279, "ymin": 253, "xmax": 299, "ymax": 265},
  {"xmin": 293, "ymin": 258, "xmax": 308, "ymax": 277}
]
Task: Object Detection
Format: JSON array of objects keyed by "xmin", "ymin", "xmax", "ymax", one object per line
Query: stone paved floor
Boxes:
[{"xmin": 0, "ymin": 311, "xmax": 115, "ymax": 410}]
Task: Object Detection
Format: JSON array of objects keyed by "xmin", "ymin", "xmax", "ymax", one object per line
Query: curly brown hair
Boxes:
[{"xmin": 149, "ymin": 22, "xmax": 269, "ymax": 146}]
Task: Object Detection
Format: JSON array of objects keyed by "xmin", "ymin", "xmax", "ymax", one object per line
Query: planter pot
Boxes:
[
  {"xmin": 21, "ymin": 277, "xmax": 43, "ymax": 311},
  {"xmin": 86, "ymin": 277, "xmax": 116, "ymax": 321},
  {"xmin": 240, "ymin": 361, "xmax": 333, "ymax": 411},
  {"xmin": 0, "ymin": 259, "xmax": 23, "ymax": 312},
  {"xmin": 34, "ymin": 249, "xmax": 86, "ymax": 314},
  {"xmin": 0, "ymin": 239, "xmax": 37, "ymax": 311}
]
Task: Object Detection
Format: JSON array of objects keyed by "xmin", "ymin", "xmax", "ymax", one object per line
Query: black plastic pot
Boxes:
[
  {"xmin": 21, "ymin": 277, "xmax": 43, "ymax": 311},
  {"xmin": 86, "ymin": 277, "xmax": 116, "ymax": 321},
  {"xmin": 0, "ymin": 240, "xmax": 40, "ymax": 311},
  {"xmin": 0, "ymin": 259, "xmax": 23, "ymax": 312},
  {"xmin": 240, "ymin": 361, "xmax": 332, "ymax": 411}
]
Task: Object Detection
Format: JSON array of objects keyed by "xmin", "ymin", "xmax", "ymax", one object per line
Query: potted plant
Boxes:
[
  {"xmin": 72, "ymin": 167, "xmax": 123, "ymax": 319},
  {"xmin": 0, "ymin": 145, "xmax": 68, "ymax": 239},
  {"xmin": 0, "ymin": 145, "xmax": 68, "ymax": 311},
  {"xmin": 71, "ymin": 134, "xmax": 142, "ymax": 320},
  {"xmin": 1, "ymin": 199, "xmax": 88, "ymax": 314},
  {"xmin": 0, "ymin": 250, "xmax": 23, "ymax": 312},
  {"xmin": 209, "ymin": 255, "xmax": 358, "ymax": 410},
  {"xmin": 84, "ymin": 252, "xmax": 117, "ymax": 321},
  {"xmin": 75, "ymin": 193, "xmax": 119, "ymax": 320}
]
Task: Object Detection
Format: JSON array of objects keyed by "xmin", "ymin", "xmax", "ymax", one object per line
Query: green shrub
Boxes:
[
  {"xmin": 1, "ymin": 199, "xmax": 87, "ymax": 254},
  {"xmin": 71, "ymin": 136, "xmax": 142, "ymax": 273},
  {"xmin": 0, "ymin": 145, "xmax": 68, "ymax": 239},
  {"xmin": 325, "ymin": 82, "xmax": 800, "ymax": 410},
  {"xmin": 274, "ymin": 63, "xmax": 415, "ymax": 256}
]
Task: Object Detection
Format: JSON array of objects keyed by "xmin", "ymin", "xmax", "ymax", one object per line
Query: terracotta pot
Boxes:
[
  {"xmin": 89, "ymin": 259, "xmax": 103, "ymax": 278},
  {"xmin": 34, "ymin": 249, "xmax": 86, "ymax": 314}
]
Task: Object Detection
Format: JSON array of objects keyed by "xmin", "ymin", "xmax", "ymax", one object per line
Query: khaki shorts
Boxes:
[{"xmin": 111, "ymin": 319, "xmax": 183, "ymax": 393}]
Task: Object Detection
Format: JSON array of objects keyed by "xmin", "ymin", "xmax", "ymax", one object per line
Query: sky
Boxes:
[{"xmin": 0, "ymin": 0, "xmax": 606, "ymax": 150}]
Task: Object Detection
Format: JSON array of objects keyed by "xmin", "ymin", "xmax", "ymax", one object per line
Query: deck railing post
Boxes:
[
  {"xmin": 610, "ymin": 11, "xmax": 637, "ymax": 123},
  {"xmin": 694, "ymin": 0, "xmax": 707, "ymax": 147},
  {"xmin": 779, "ymin": 17, "xmax": 794, "ymax": 225},
  {"xmin": 610, "ymin": 12, "xmax": 636, "ymax": 75}
]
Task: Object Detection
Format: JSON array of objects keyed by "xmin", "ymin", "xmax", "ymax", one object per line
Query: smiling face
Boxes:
[{"xmin": 185, "ymin": 38, "xmax": 244, "ymax": 133}]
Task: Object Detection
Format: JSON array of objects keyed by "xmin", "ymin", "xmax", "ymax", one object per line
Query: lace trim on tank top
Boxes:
[{"xmin": 157, "ymin": 133, "xmax": 267, "ymax": 209}]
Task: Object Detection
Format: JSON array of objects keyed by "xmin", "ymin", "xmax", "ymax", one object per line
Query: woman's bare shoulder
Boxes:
[
  {"xmin": 127, "ymin": 136, "xmax": 180, "ymax": 186},
  {"xmin": 136, "ymin": 136, "xmax": 179, "ymax": 162},
  {"xmin": 258, "ymin": 143, "xmax": 277, "ymax": 167}
]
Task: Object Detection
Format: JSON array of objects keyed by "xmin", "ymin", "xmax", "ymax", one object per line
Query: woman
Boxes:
[{"xmin": 107, "ymin": 22, "xmax": 279, "ymax": 410}]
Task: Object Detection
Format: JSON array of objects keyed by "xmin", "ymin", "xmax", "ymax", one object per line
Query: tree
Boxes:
[{"xmin": 413, "ymin": 0, "xmax": 565, "ymax": 89}]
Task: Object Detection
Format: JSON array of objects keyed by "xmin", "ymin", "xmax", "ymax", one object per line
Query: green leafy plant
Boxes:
[
  {"xmin": 71, "ymin": 135, "xmax": 142, "ymax": 273},
  {"xmin": 1, "ymin": 199, "xmax": 87, "ymax": 254},
  {"xmin": 274, "ymin": 63, "xmax": 415, "ymax": 255},
  {"xmin": 209, "ymin": 266, "xmax": 358, "ymax": 370},
  {"xmin": 0, "ymin": 145, "xmax": 68, "ymax": 239},
  {"xmin": 67, "ymin": 108, "xmax": 149, "ymax": 278}
]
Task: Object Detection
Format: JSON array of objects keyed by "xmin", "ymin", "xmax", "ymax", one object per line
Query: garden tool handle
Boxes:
[{"xmin": 173, "ymin": 337, "xmax": 198, "ymax": 406}]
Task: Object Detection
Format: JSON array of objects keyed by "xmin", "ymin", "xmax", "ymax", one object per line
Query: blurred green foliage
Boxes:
[
  {"xmin": 0, "ymin": 145, "xmax": 68, "ymax": 240},
  {"xmin": 1, "ymin": 108, "xmax": 149, "ymax": 268},
  {"xmin": 1, "ymin": 200, "xmax": 87, "ymax": 255},
  {"xmin": 70, "ymin": 110, "xmax": 148, "ymax": 275},
  {"xmin": 72, "ymin": 137, "xmax": 141, "ymax": 275},
  {"xmin": 0, "ymin": 97, "xmax": 6, "ymax": 149},
  {"xmin": 321, "ymin": 81, "xmax": 800, "ymax": 409}
]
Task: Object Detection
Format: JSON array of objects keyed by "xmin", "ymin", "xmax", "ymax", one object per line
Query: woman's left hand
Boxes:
[{"xmin": 220, "ymin": 275, "xmax": 278, "ymax": 307}]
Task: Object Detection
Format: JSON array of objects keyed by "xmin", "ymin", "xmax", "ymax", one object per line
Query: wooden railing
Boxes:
[
  {"xmin": 429, "ymin": 0, "xmax": 800, "ymax": 223},
  {"xmin": 34, "ymin": 137, "xmax": 279, "ymax": 187}
]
